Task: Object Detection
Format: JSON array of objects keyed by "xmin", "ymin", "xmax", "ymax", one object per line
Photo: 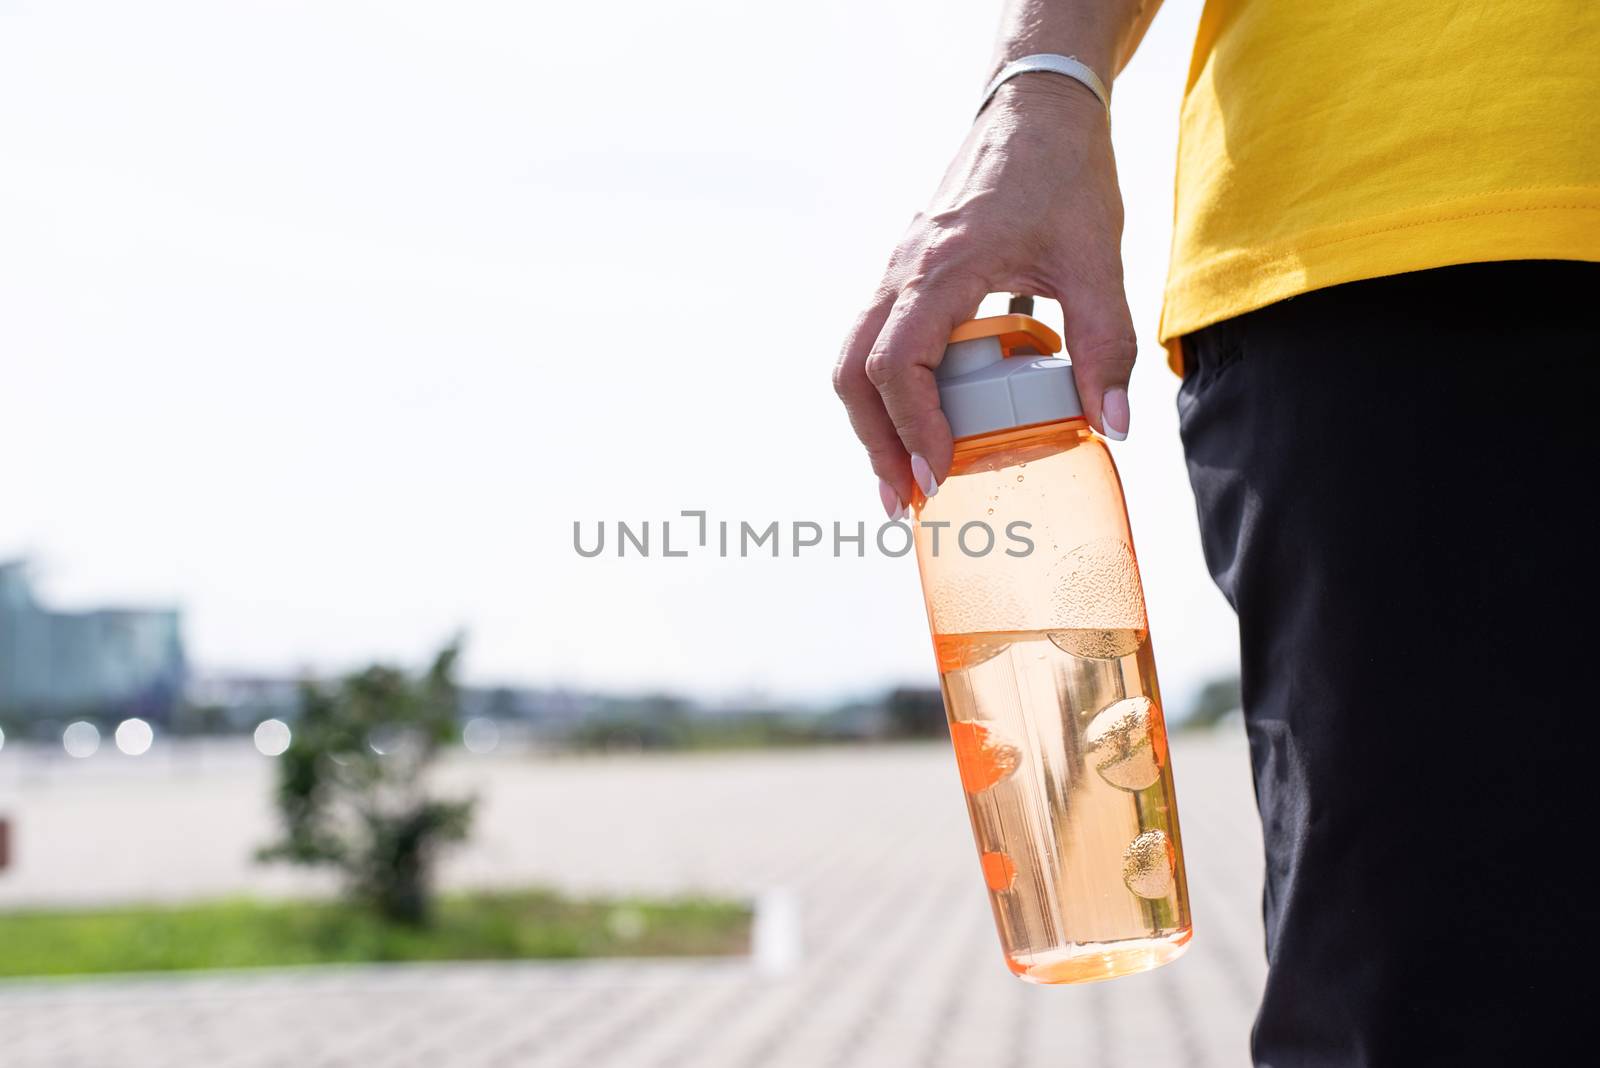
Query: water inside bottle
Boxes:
[{"xmin": 935, "ymin": 627, "xmax": 1192, "ymax": 984}]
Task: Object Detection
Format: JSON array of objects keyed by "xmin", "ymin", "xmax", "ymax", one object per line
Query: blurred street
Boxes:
[{"xmin": 0, "ymin": 730, "xmax": 1265, "ymax": 1067}]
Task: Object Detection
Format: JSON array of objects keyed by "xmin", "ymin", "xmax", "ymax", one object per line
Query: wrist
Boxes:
[{"xmin": 986, "ymin": 73, "xmax": 1106, "ymax": 127}]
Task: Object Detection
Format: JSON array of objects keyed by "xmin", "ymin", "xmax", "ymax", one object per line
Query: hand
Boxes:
[{"xmin": 833, "ymin": 75, "xmax": 1138, "ymax": 518}]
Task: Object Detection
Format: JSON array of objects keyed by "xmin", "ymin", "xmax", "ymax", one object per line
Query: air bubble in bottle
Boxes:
[
  {"xmin": 1123, "ymin": 830, "xmax": 1175, "ymax": 899},
  {"xmin": 1086, "ymin": 696, "xmax": 1163, "ymax": 791}
]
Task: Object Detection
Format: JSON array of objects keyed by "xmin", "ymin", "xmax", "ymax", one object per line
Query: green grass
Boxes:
[{"xmin": 0, "ymin": 889, "xmax": 752, "ymax": 979}]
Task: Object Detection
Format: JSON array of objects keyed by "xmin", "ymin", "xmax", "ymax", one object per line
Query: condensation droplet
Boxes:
[
  {"xmin": 926, "ymin": 574, "xmax": 1030, "ymax": 640},
  {"xmin": 1044, "ymin": 538, "xmax": 1149, "ymax": 657},
  {"xmin": 949, "ymin": 720, "xmax": 1021, "ymax": 794},
  {"xmin": 1123, "ymin": 830, "xmax": 1175, "ymax": 899},
  {"xmin": 1085, "ymin": 696, "xmax": 1163, "ymax": 791},
  {"xmin": 1016, "ymin": 474, "xmax": 1024, "ymax": 482},
  {"xmin": 986, "ymin": 508, "xmax": 994, "ymax": 516}
]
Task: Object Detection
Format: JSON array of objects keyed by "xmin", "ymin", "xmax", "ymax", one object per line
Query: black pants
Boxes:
[{"xmin": 1178, "ymin": 261, "xmax": 1600, "ymax": 1067}]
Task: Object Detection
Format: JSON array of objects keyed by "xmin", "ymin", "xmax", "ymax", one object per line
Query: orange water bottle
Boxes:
[{"xmin": 912, "ymin": 308, "xmax": 1192, "ymax": 984}]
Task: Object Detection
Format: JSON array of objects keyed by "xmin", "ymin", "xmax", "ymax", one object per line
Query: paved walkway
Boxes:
[{"xmin": 0, "ymin": 732, "xmax": 1266, "ymax": 1066}]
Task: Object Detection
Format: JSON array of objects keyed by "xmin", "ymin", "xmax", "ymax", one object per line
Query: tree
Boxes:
[
  {"xmin": 258, "ymin": 642, "xmax": 474, "ymax": 925},
  {"xmin": 884, "ymin": 687, "xmax": 947, "ymax": 739},
  {"xmin": 1185, "ymin": 674, "xmax": 1243, "ymax": 729}
]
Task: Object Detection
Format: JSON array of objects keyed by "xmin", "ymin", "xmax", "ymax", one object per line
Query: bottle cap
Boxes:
[{"xmin": 935, "ymin": 314, "xmax": 1082, "ymax": 440}]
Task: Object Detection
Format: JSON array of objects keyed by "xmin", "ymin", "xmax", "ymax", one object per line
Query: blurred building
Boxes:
[
  {"xmin": 182, "ymin": 673, "xmax": 607, "ymax": 738},
  {"xmin": 0, "ymin": 561, "xmax": 186, "ymax": 725},
  {"xmin": 185, "ymin": 672, "xmax": 304, "ymax": 730}
]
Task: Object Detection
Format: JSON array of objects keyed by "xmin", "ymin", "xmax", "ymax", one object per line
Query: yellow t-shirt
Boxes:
[{"xmin": 1159, "ymin": 1, "xmax": 1600, "ymax": 372}]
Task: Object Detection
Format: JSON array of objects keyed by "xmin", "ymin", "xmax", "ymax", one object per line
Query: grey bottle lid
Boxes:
[{"xmin": 935, "ymin": 315, "xmax": 1082, "ymax": 440}]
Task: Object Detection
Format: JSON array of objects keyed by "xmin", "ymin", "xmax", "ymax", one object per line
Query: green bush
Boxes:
[{"xmin": 257, "ymin": 642, "xmax": 474, "ymax": 925}]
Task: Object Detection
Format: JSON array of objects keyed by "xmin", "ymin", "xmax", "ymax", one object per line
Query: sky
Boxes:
[{"xmin": 0, "ymin": 0, "xmax": 1236, "ymax": 710}]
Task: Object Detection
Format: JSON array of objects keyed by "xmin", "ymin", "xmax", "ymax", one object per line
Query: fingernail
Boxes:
[
  {"xmin": 1101, "ymin": 387, "xmax": 1129, "ymax": 441},
  {"xmin": 910, "ymin": 453, "xmax": 939, "ymax": 498},
  {"xmin": 878, "ymin": 478, "xmax": 904, "ymax": 520}
]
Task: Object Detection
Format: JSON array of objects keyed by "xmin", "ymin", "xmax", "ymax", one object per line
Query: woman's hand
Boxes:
[{"xmin": 833, "ymin": 75, "xmax": 1138, "ymax": 518}]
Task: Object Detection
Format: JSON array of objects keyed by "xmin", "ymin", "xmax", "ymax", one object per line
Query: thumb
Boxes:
[{"xmin": 1056, "ymin": 282, "xmax": 1138, "ymax": 441}]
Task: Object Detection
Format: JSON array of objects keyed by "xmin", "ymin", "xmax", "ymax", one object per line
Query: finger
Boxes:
[
  {"xmin": 1053, "ymin": 273, "xmax": 1138, "ymax": 441},
  {"xmin": 864, "ymin": 273, "xmax": 987, "ymax": 496},
  {"xmin": 834, "ymin": 295, "xmax": 915, "ymax": 513}
]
